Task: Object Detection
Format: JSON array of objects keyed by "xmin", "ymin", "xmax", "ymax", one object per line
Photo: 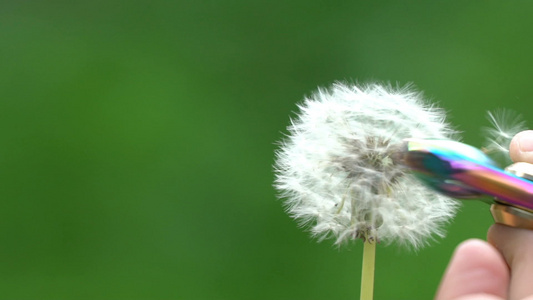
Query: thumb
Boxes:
[
  {"xmin": 435, "ymin": 239, "xmax": 508, "ymax": 300},
  {"xmin": 509, "ymin": 130, "xmax": 533, "ymax": 163},
  {"xmin": 488, "ymin": 224, "xmax": 533, "ymax": 300}
]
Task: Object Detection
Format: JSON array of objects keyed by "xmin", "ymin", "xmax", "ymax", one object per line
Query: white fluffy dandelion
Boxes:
[{"xmin": 274, "ymin": 83, "xmax": 459, "ymax": 249}]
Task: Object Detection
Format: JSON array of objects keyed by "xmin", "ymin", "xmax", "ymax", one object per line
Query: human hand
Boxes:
[{"xmin": 436, "ymin": 130, "xmax": 533, "ymax": 300}]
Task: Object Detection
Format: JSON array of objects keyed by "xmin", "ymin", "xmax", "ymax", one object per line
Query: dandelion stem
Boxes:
[{"xmin": 360, "ymin": 239, "xmax": 376, "ymax": 300}]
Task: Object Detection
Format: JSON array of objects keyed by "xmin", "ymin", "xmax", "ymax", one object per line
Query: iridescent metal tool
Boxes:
[{"xmin": 400, "ymin": 138, "xmax": 533, "ymax": 229}]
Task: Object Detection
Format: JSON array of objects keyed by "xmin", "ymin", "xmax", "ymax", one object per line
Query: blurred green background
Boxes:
[{"xmin": 1, "ymin": 1, "xmax": 532, "ymax": 299}]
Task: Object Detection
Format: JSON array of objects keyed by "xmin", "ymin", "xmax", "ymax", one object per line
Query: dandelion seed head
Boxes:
[{"xmin": 274, "ymin": 83, "xmax": 459, "ymax": 249}]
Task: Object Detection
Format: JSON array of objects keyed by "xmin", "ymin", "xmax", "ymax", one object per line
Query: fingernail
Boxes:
[{"xmin": 519, "ymin": 131, "xmax": 533, "ymax": 152}]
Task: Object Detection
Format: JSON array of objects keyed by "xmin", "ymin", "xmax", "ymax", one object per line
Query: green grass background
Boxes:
[{"xmin": 1, "ymin": 1, "xmax": 532, "ymax": 299}]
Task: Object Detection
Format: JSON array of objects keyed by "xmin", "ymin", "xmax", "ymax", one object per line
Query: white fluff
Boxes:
[
  {"xmin": 274, "ymin": 83, "xmax": 459, "ymax": 249},
  {"xmin": 483, "ymin": 110, "xmax": 526, "ymax": 163}
]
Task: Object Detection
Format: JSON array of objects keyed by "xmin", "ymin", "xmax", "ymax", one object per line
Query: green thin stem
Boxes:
[{"xmin": 360, "ymin": 240, "xmax": 376, "ymax": 300}]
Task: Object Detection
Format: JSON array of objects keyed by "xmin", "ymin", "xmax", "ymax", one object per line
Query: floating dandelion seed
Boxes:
[
  {"xmin": 483, "ymin": 109, "xmax": 527, "ymax": 163},
  {"xmin": 274, "ymin": 83, "xmax": 459, "ymax": 249}
]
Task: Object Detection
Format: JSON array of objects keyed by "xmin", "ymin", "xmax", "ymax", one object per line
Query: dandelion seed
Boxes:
[
  {"xmin": 483, "ymin": 109, "xmax": 527, "ymax": 163},
  {"xmin": 274, "ymin": 82, "xmax": 459, "ymax": 249}
]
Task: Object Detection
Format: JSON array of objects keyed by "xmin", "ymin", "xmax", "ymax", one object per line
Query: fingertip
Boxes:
[
  {"xmin": 510, "ymin": 130, "xmax": 533, "ymax": 163},
  {"xmin": 488, "ymin": 223, "xmax": 533, "ymax": 266},
  {"xmin": 453, "ymin": 239, "xmax": 509, "ymax": 281},
  {"xmin": 453, "ymin": 295, "xmax": 504, "ymax": 300},
  {"xmin": 510, "ymin": 133, "xmax": 520, "ymax": 162},
  {"xmin": 488, "ymin": 224, "xmax": 533, "ymax": 299},
  {"xmin": 436, "ymin": 239, "xmax": 508, "ymax": 300}
]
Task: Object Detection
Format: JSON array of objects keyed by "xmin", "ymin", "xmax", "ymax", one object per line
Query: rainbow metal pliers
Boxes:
[{"xmin": 401, "ymin": 138, "xmax": 533, "ymax": 229}]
